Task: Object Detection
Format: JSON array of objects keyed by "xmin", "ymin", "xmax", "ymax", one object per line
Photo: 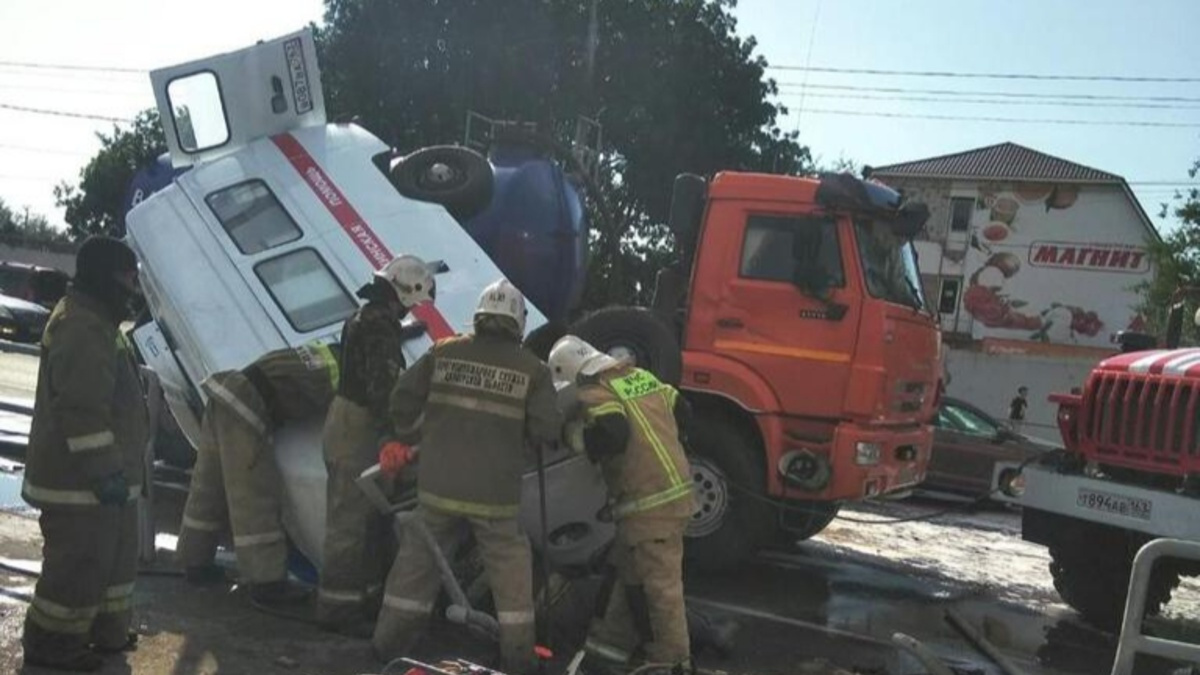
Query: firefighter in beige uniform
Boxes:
[
  {"xmin": 372, "ymin": 280, "xmax": 561, "ymax": 674},
  {"xmin": 21, "ymin": 237, "xmax": 148, "ymax": 672},
  {"xmin": 176, "ymin": 340, "xmax": 341, "ymax": 602},
  {"xmin": 318, "ymin": 255, "xmax": 436, "ymax": 630},
  {"xmin": 549, "ymin": 336, "xmax": 695, "ymax": 673}
]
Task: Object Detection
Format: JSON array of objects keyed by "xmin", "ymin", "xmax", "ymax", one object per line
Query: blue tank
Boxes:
[{"xmin": 461, "ymin": 144, "xmax": 588, "ymax": 323}]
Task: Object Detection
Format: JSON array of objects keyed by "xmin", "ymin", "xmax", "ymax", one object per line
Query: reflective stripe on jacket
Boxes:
[
  {"xmin": 23, "ymin": 289, "xmax": 149, "ymax": 508},
  {"xmin": 578, "ymin": 366, "xmax": 694, "ymax": 520},
  {"xmin": 390, "ymin": 334, "xmax": 561, "ymax": 518}
]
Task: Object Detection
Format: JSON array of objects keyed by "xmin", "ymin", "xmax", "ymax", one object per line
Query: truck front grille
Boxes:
[{"xmin": 1081, "ymin": 371, "xmax": 1200, "ymax": 474}]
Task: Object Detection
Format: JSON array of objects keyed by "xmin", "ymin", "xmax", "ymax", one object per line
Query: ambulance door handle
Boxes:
[{"xmin": 717, "ymin": 318, "xmax": 744, "ymax": 329}]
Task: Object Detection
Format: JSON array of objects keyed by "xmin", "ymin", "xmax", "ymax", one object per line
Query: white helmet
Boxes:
[
  {"xmin": 376, "ymin": 255, "xmax": 435, "ymax": 307},
  {"xmin": 548, "ymin": 335, "xmax": 622, "ymax": 385},
  {"xmin": 475, "ymin": 279, "xmax": 527, "ymax": 335}
]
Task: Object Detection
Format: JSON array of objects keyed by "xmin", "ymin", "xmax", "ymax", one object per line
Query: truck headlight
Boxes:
[{"xmin": 855, "ymin": 441, "xmax": 882, "ymax": 465}]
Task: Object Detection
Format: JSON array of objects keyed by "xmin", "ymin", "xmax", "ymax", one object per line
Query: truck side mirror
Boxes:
[
  {"xmin": 890, "ymin": 201, "xmax": 930, "ymax": 239},
  {"xmin": 667, "ymin": 174, "xmax": 707, "ymax": 268}
]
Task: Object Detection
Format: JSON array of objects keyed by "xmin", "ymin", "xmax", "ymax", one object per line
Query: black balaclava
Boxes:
[
  {"xmin": 73, "ymin": 236, "xmax": 139, "ymax": 322},
  {"xmin": 355, "ymin": 277, "xmax": 409, "ymax": 320}
]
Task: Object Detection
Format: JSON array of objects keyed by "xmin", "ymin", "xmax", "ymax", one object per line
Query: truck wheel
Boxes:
[
  {"xmin": 684, "ymin": 416, "xmax": 774, "ymax": 571},
  {"xmin": 773, "ymin": 501, "xmax": 840, "ymax": 548},
  {"xmin": 523, "ymin": 320, "xmax": 569, "ymax": 361},
  {"xmin": 390, "ymin": 145, "xmax": 494, "ymax": 220},
  {"xmin": 1049, "ymin": 531, "xmax": 1179, "ymax": 630},
  {"xmin": 569, "ymin": 307, "xmax": 682, "ymax": 386}
]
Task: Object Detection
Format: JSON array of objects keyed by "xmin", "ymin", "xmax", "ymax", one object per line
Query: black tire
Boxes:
[
  {"xmin": 523, "ymin": 319, "xmax": 569, "ymax": 361},
  {"xmin": 389, "ymin": 145, "xmax": 494, "ymax": 220},
  {"xmin": 1049, "ymin": 528, "xmax": 1179, "ymax": 630},
  {"xmin": 772, "ymin": 501, "xmax": 840, "ymax": 548},
  {"xmin": 569, "ymin": 307, "xmax": 682, "ymax": 386},
  {"xmin": 684, "ymin": 415, "xmax": 774, "ymax": 572}
]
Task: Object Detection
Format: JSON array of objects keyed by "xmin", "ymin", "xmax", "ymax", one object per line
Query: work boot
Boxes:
[
  {"xmin": 248, "ymin": 580, "xmax": 312, "ymax": 606},
  {"xmin": 92, "ymin": 630, "xmax": 139, "ymax": 655},
  {"xmin": 23, "ymin": 649, "xmax": 104, "ymax": 672},
  {"xmin": 687, "ymin": 607, "xmax": 739, "ymax": 658},
  {"xmin": 23, "ymin": 621, "xmax": 105, "ymax": 671},
  {"xmin": 185, "ymin": 564, "xmax": 228, "ymax": 585}
]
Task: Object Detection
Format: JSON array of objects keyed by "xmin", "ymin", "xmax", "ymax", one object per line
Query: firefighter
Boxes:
[
  {"xmin": 318, "ymin": 255, "xmax": 436, "ymax": 632},
  {"xmin": 372, "ymin": 279, "xmax": 561, "ymax": 675},
  {"xmin": 176, "ymin": 339, "xmax": 342, "ymax": 603},
  {"xmin": 549, "ymin": 335, "xmax": 695, "ymax": 674},
  {"xmin": 21, "ymin": 236, "xmax": 148, "ymax": 672}
]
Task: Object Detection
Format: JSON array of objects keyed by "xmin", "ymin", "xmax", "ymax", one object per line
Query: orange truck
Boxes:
[{"xmin": 564, "ymin": 172, "xmax": 943, "ymax": 568}]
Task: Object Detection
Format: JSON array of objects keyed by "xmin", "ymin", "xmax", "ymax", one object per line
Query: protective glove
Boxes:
[
  {"xmin": 92, "ymin": 472, "xmax": 129, "ymax": 506},
  {"xmin": 379, "ymin": 442, "xmax": 416, "ymax": 478}
]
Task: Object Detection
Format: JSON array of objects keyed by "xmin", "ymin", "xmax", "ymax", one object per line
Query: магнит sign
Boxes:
[{"xmin": 1027, "ymin": 241, "xmax": 1149, "ymax": 274}]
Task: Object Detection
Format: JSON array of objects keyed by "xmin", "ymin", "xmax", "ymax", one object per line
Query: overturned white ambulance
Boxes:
[{"xmin": 125, "ymin": 29, "xmax": 611, "ymax": 573}]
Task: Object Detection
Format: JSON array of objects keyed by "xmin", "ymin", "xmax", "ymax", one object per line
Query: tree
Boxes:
[
  {"xmin": 54, "ymin": 110, "xmax": 167, "ymax": 241},
  {"xmin": 1136, "ymin": 158, "xmax": 1200, "ymax": 343},
  {"xmin": 316, "ymin": 0, "xmax": 811, "ymax": 306},
  {"xmin": 0, "ymin": 198, "xmax": 72, "ymax": 249}
]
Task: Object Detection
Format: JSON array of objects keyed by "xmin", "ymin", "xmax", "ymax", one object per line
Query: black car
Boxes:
[{"xmin": 0, "ymin": 293, "xmax": 50, "ymax": 344}]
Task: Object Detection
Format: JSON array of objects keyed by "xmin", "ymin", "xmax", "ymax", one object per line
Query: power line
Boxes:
[
  {"xmin": 779, "ymin": 91, "xmax": 1200, "ymax": 111},
  {"xmin": 775, "ymin": 82, "xmax": 1200, "ymax": 104},
  {"xmin": 0, "ymin": 143, "xmax": 92, "ymax": 157},
  {"xmin": 766, "ymin": 65, "xmax": 1200, "ymax": 83},
  {"xmin": 0, "ymin": 60, "xmax": 146, "ymax": 75},
  {"xmin": 0, "ymin": 82, "xmax": 150, "ymax": 98},
  {"xmin": 0, "ymin": 103, "xmax": 133, "ymax": 124},
  {"xmin": 798, "ymin": 107, "xmax": 1200, "ymax": 128}
]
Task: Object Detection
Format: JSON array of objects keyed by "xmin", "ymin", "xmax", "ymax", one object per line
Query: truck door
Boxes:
[
  {"xmin": 151, "ymin": 28, "xmax": 326, "ymax": 168},
  {"xmin": 705, "ymin": 207, "xmax": 859, "ymax": 418}
]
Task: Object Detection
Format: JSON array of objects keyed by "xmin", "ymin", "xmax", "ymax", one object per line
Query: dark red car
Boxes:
[{"xmin": 925, "ymin": 397, "xmax": 1059, "ymax": 496}]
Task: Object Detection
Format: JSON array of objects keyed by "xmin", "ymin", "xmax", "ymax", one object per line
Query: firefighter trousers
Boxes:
[
  {"xmin": 177, "ymin": 374, "xmax": 288, "ymax": 584},
  {"xmin": 373, "ymin": 506, "xmax": 536, "ymax": 675},
  {"xmin": 585, "ymin": 517, "xmax": 690, "ymax": 667},
  {"xmin": 23, "ymin": 503, "xmax": 138, "ymax": 659},
  {"xmin": 318, "ymin": 395, "xmax": 387, "ymax": 623}
]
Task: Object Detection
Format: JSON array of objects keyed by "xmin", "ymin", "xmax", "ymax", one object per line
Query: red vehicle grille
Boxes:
[{"xmin": 1080, "ymin": 371, "xmax": 1200, "ymax": 474}]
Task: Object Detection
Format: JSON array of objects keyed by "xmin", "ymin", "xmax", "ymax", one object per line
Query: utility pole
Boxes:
[{"xmin": 585, "ymin": 0, "xmax": 599, "ymax": 91}]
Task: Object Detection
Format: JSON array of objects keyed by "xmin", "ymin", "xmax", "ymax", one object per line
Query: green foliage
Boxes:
[
  {"xmin": 317, "ymin": 0, "xmax": 811, "ymax": 308},
  {"xmin": 54, "ymin": 110, "xmax": 166, "ymax": 241},
  {"xmin": 1136, "ymin": 158, "xmax": 1200, "ymax": 342},
  {"xmin": 0, "ymin": 198, "xmax": 72, "ymax": 249}
]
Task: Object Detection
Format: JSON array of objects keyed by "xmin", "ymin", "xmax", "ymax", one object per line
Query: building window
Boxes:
[
  {"xmin": 206, "ymin": 180, "xmax": 302, "ymax": 255},
  {"xmin": 938, "ymin": 278, "xmax": 961, "ymax": 315},
  {"xmin": 254, "ymin": 248, "xmax": 357, "ymax": 332},
  {"xmin": 740, "ymin": 215, "xmax": 844, "ymax": 287},
  {"xmin": 949, "ymin": 197, "xmax": 974, "ymax": 233}
]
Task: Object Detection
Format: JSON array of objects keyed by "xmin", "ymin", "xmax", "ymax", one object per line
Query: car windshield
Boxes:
[{"xmin": 854, "ymin": 219, "xmax": 924, "ymax": 311}]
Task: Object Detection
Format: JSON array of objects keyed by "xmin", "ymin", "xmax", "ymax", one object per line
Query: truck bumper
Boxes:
[
  {"xmin": 773, "ymin": 422, "xmax": 930, "ymax": 501},
  {"xmin": 994, "ymin": 461, "xmax": 1200, "ymax": 541}
]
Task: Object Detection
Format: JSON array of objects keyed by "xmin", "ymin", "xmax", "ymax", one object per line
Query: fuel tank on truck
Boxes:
[{"xmin": 460, "ymin": 142, "xmax": 588, "ymax": 323}]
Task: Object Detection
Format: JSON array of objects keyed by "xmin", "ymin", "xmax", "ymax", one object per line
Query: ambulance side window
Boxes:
[
  {"xmin": 206, "ymin": 181, "xmax": 302, "ymax": 255},
  {"xmin": 254, "ymin": 248, "xmax": 357, "ymax": 332}
]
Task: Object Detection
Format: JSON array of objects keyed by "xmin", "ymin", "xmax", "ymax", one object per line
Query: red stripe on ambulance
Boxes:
[{"xmin": 271, "ymin": 132, "xmax": 455, "ymax": 340}]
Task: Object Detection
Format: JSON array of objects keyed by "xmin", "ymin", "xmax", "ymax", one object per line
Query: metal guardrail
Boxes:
[{"xmin": 1111, "ymin": 538, "xmax": 1200, "ymax": 674}]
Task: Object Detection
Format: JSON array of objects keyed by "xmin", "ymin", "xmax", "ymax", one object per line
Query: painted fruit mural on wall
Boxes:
[{"xmin": 961, "ymin": 182, "xmax": 1149, "ymax": 347}]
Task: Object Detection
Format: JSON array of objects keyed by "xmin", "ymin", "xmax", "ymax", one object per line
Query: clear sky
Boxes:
[{"xmin": 0, "ymin": 0, "xmax": 1197, "ymax": 231}]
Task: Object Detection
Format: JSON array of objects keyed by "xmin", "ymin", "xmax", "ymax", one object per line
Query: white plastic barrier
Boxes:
[{"xmin": 1111, "ymin": 538, "xmax": 1200, "ymax": 674}]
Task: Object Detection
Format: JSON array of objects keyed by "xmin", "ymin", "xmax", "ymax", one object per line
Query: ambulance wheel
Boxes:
[
  {"xmin": 569, "ymin": 307, "xmax": 682, "ymax": 386},
  {"xmin": 684, "ymin": 415, "xmax": 773, "ymax": 572},
  {"xmin": 524, "ymin": 320, "xmax": 569, "ymax": 360},
  {"xmin": 390, "ymin": 145, "xmax": 494, "ymax": 220}
]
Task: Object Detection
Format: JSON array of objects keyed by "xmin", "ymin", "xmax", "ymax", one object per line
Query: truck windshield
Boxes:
[{"xmin": 854, "ymin": 219, "xmax": 924, "ymax": 311}]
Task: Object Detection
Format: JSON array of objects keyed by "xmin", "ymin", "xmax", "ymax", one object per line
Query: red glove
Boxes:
[{"xmin": 379, "ymin": 442, "xmax": 416, "ymax": 478}]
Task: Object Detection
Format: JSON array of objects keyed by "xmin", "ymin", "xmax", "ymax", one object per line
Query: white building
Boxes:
[{"xmin": 871, "ymin": 143, "xmax": 1159, "ymax": 435}]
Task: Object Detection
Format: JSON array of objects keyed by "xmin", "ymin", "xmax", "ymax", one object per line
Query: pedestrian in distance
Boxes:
[
  {"xmin": 21, "ymin": 236, "xmax": 148, "ymax": 672},
  {"xmin": 1009, "ymin": 386, "xmax": 1029, "ymax": 434}
]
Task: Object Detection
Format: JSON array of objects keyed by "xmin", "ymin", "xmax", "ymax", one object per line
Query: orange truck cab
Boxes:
[{"xmin": 603, "ymin": 172, "xmax": 943, "ymax": 568}]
